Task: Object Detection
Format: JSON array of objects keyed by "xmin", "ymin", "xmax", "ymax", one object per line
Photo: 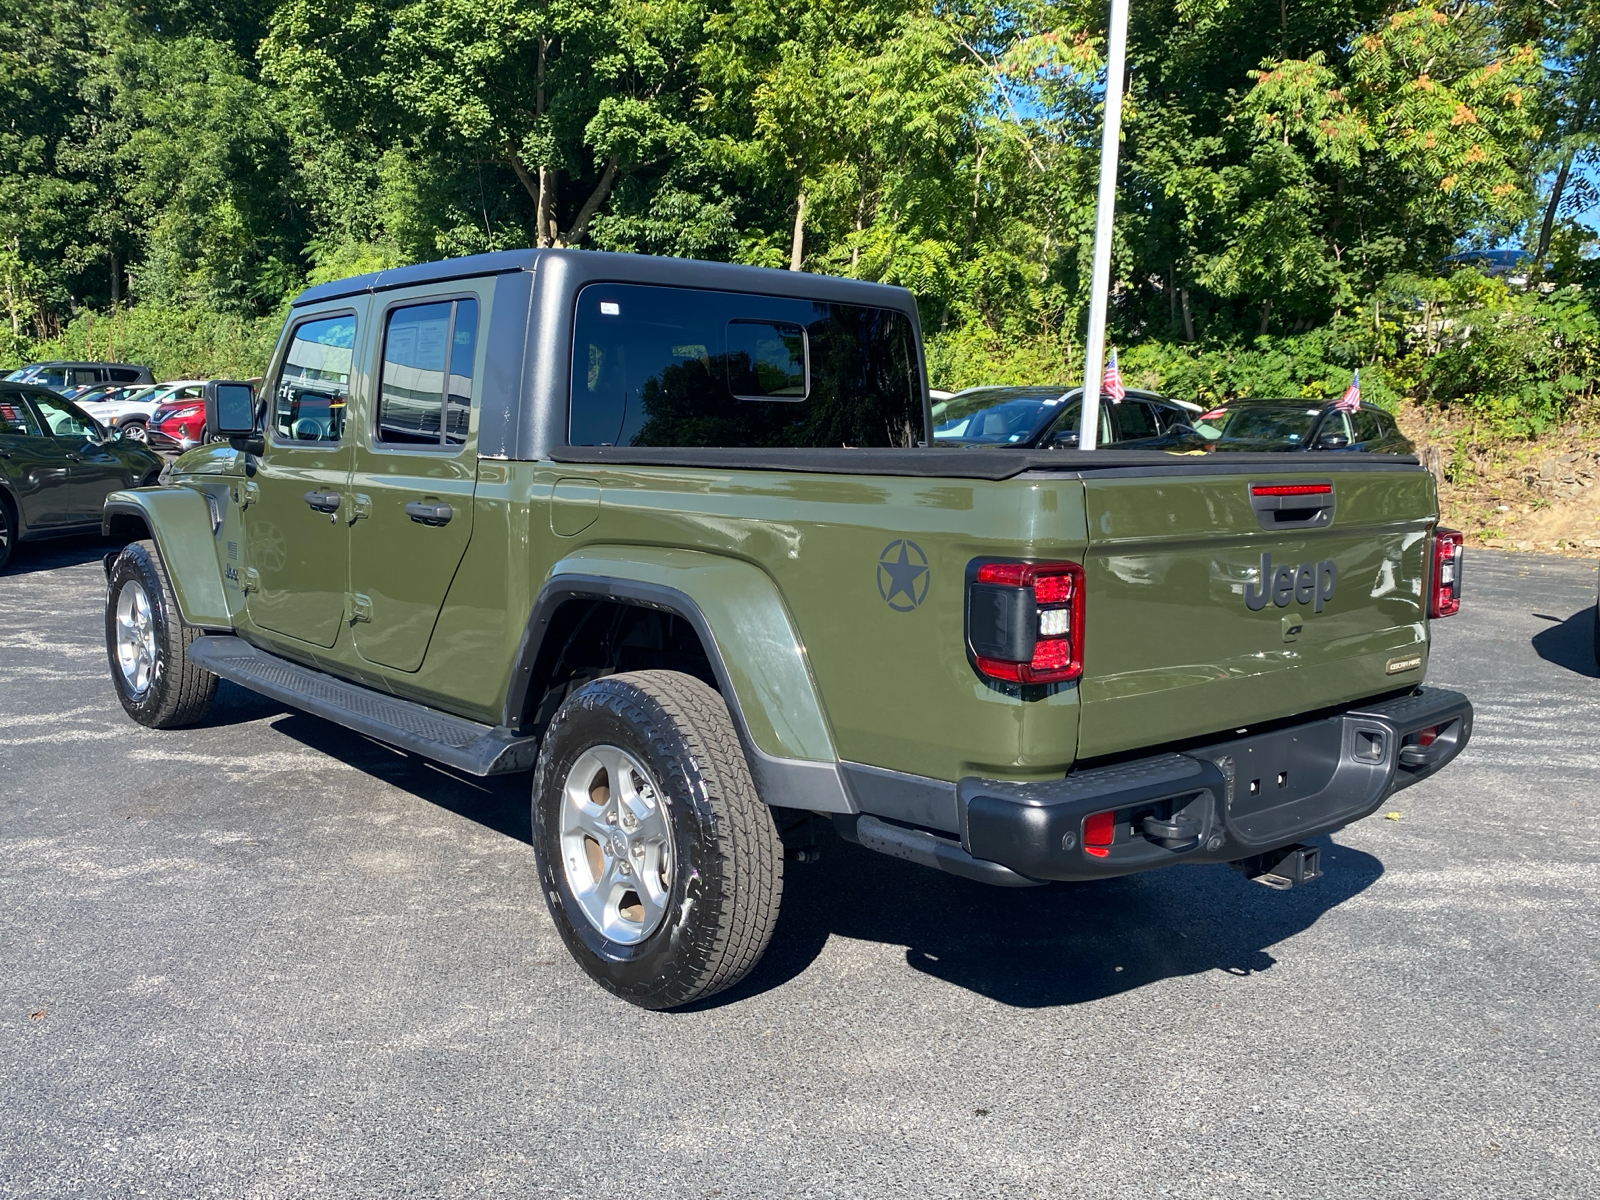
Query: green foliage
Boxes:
[
  {"xmin": 0, "ymin": 0, "xmax": 1595, "ymax": 439},
  {"xmin": 23, "ymin": 302, "xmax": 285, "ymax": 381}
]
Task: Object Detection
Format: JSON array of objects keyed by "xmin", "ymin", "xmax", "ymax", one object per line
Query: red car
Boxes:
[{"xmin": 144, "ymin": 381, "xmax": 213, "ymax": 451}]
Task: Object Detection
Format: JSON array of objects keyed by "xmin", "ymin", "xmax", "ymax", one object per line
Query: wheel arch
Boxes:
[
  {"xmin": 509, "ymin": 548, "xmax": 854, "ymax": 814},
  {"xmin": 102, "ymin": 488, "xmax": 233, "ymax": 628}
]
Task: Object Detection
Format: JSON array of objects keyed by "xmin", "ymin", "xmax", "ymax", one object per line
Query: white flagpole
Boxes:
[{"xmin": 1077, "ymin": 0, "xmax": 1131, "ymax": 451}]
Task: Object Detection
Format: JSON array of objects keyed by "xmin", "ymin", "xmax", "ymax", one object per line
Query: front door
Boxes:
[
  {"xmin": 29, "ymin": 390, "xmax": 131, "ymax": 521},
  {"xmin": 1, "ymin": 392, "xmax": 74, "ymax": 531},
  {"xmin": 347, "ymin": 292, "xmax": 482, "ymax": 672},
  {"xmin": 243, "ymin": 310, "xmax": 361, "ymax": 649}
]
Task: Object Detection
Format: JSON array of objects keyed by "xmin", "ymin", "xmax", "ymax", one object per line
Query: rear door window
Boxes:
[
  {"xmin": 272, "ymin": 314, "xmax": 357, "ymax": 444},
  {"xmin": 1351, "ymin": 409, "xmax": 1385, "ymax": 444},
  {"xmin": 0, "ymin": 395, "xmax": 43, "ymax": 436},
  {"xmin": 569, "ymin": 283, "xmax": 921, "ymax": 448},
  {"xmin": 376, "ymin": 298, "xmax": 479, "ymax": 448},
  {"xmin": 1109, "ymin": 400, "xmax": 1160, "ymax": 440}
]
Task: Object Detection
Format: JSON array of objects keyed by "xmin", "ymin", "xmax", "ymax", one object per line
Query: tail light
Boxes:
[
  {"xmin": 1428, "ymin": 528, "xmax": 1463, "ymax": 618},
  {"xmin": 965, "ymin": 560, "xmax": 1085, "ymax": 684}
]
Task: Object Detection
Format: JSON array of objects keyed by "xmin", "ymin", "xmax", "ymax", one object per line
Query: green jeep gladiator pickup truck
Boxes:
[{"xmin": 100, "ymin": 249, "xmax": 1473, "ymax": 1009}]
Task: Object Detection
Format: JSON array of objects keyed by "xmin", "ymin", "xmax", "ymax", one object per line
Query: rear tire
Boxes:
[
  {"xmin": 105, "ymin": 540, "xmax": 218, "ymax": 728},
  {"xmin": 532, "ymin": 670, "xmax": 783, "ymax": 1009},
  {"xmin": 0, "ymin": 498, "xmax": 14, "ymax": 572}
]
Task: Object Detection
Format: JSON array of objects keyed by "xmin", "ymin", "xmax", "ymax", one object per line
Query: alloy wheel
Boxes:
[
  {"xmin": 114, "ymin": 580, "xmax": 157, "ymax": 697},
  {"xmin": 558, "ymin": 744, "xmax": 675, "ymax": 945}
]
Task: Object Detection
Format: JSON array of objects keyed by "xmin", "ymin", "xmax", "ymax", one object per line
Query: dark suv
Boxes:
[
  {"xmin": 5, "ymin": 361, "xmax": 155, "ymax": 393},
  {"xmin": 932, "ymin": 386, "xmax": 1202, "ymax": 448},
  {"xmin": 1189, "ymin": 399, "xmax": 1413, "ymax": 454},
  {"xmin": 0, "ymin": 383, "xmax": 164, "ymax": 571}
]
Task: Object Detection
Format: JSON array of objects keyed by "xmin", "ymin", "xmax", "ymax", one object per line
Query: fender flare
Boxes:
[
  {"xmin": 508, "ymin": 546, "xmax": 854, "ymax": 814},
  {"xmin": 102, "ymin": 488, "xmax": 232, "ymax": 629}
]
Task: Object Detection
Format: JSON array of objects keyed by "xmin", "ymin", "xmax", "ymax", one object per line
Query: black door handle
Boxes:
[
  {"xmin": 65, "ymin": 452, "xmax": 81, "ymax": 462},
  {"xmin": 404, "ymin": 500, "xmax": 453, "ymax": 526},
  {"xmin": 303, "ymin": 490, "xmax": 341, "ymax": 513}
]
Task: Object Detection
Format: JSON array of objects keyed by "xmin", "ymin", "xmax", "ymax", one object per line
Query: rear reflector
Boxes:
[
  {"xmin": 1083, "ymin": 810, "xmax": 1115, "ymax": 858},
  {"xmin": 968, "ymin": 560, "xmax": 1085, "ymax": 684},
  {"xmin": 1250, "ymin": 483, "xmax": 1334, "ymax": 497},
  {"xmin": 1429, "ymin": 528, "xmax": 1464, "ymax": 618}
]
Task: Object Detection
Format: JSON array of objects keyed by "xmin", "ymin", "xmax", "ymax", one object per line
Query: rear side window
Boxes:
[
  {"xmin": 1352, "ymin": 409, "xmax": 1385, "ymax": 444},
  {"xmin": 272, "ymin": 314, "xmax": 357, "ymax": 444},
  {"xmin": 376, "ymin": 298, "xmax": 479, "ymax": 448},
  {"xmin": 0, "ymin": 395, "xmax": 42, "ymax": 436},
  {"xmin": 109, "ymin": 368, "xmax": 142, "ymax": 383},
  {"xmin": 1110, "ymin": 401, "xmax": 1159, "ymax": 440},
  {"xmin": 569, "ymin": 283, "xmax": 921, "ymax": 448}
]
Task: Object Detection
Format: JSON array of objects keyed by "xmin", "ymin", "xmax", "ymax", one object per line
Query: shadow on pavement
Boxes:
[
  {"xmin": 2, "ymin": 532, "xmax": 124, "ymax": 576},
  {"xmin": 252, "ymin": 694, "xmax": 1382, "ymax": 1011},
  {"xmin": 687, "ymin": 829, "xmax": 1383, "ymax": 1011},
  {"xmin": 270, "ymin": 708, "xmax": 533, "ymax": 844},
  {"xmin": 1532, "ymin": 606, "xmax": 1599, "ymax": 678}
]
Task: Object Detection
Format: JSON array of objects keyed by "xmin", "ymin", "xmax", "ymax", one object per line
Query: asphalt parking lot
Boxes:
[{"xmin": 2, "ymin": 538, "xmax": 1597, "ymax": 1199}]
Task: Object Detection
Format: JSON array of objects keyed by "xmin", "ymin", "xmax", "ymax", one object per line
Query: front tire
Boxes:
[
  {"xmin": 106, "ymin": 540, "xmax": 218, "ymax": 728},
  {"xmin": 532, "ymin": 670, "xmax": 783, "ymax": 1009},
  {"xmin": 119, "ymin": 419, "xmax": 148, "ymax": 443}
]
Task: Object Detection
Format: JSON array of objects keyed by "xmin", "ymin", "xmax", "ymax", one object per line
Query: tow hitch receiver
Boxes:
[{"xmin": 1232, "ymin": 843, "xmax": 1322, "ymax": 891}]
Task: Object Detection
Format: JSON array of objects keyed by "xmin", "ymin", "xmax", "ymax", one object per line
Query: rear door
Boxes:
[
  {"xmin": 1, "ymin": 393, "xmax": 73, "ymax": 531},
  {"xmin": 1076, "ymin": 465, "xmax": 1436, "ymax": 759},
  {"xmin": 345, "ymin": 286, "xmax": 484, "ymax": 672}
]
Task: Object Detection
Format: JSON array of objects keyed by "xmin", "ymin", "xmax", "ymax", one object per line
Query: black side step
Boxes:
[{"xmin": 187, "ymin": 635, "xmax": 540, "ymax": 776}]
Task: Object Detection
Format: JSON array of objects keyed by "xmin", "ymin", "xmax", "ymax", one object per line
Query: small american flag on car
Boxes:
[
  {"xmin": 1102, "ymin": 347, "xmax": 1126, "ymax": 403},
  {"xmin": 1334, "ymin": 369, "xmax": 1360, "ymax": 412}
]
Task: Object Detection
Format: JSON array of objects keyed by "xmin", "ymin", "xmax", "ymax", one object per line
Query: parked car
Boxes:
[
  {"xmin": 1186, "ymin": 399, "xmax": 1414, "ymax": 454},
  {"xmin": 0, "ymin": 383, "xmax": 165, "ymax": 572},
  {"xmin": 932, "ymin": 385, "xmax": 1203, "ymax": 449},
  {"xmin": 102, "ymin": 248, "xmax": 1472, "ymax": 1009},
  {"xmin": 73, "ymin": 383, "xmax": 161, "ymax": 442},
  {"xmin": 4, "ymin": 361, "xmax": 154, "ymax": 392},
  {"xmin": 143, "ymin": 381, "xmax": 212, "ymax": 451}
]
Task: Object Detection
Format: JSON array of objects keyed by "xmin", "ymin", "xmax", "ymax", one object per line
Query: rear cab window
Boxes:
[
  {"xmin": 568, "ymin": 283, "xmax": 922, "ymax": 447},
  {"xmin": 272, "ymin": 313, "xmax": 358, "ymax": 444}
]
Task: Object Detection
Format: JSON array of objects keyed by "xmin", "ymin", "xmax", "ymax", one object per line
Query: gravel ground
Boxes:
[{"xmin": 2, "ymin": 537, "xmax": 1597, "ymax": 1199}]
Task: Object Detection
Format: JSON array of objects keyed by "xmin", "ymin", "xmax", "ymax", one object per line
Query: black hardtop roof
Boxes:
[
  {"xmin": 1212, "ymin": 396, "xmax": 1387, "ymax": 413},
  {"xmin": 291, "ymin": 247, "xmax": 919, "ymax": 312},
  {"xmin": 20, "ymin": 360, "xmax": 147, "ymax": 369}
]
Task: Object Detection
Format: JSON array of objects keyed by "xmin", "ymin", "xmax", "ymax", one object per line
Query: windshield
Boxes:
[
  {"xmin": 931, "ymin": 388, "xmax": 1074, "ymax": 445},
  {"xmin": 1211, "ymin": 405, "xmax": 1322, "ymax": 445}
]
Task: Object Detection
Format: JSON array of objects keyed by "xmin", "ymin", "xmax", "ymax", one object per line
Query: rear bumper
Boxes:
[{"xmin": 957, "ymin": 687, "xmax": 1473, "ymax": 882}]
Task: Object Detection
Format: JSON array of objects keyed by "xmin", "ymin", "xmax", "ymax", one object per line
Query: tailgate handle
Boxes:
[{"xmin": 1249, "ymin": 481, "xmax": 1335, "ymax": 531}]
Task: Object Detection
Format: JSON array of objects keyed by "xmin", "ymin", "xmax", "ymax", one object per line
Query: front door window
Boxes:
[{"xmin": 273, "ymin": 314, "xmax": 356, "ymax": 444}]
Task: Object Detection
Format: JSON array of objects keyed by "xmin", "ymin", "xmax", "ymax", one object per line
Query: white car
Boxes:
[{"xmin": 74, "ymin": 384, "xmax": 162, "ymax": 442}]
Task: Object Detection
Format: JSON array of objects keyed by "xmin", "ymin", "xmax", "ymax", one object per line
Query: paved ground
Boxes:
[{"xmin": 2, "ymin": 537, "xmax": 1597, "ymax": 1199}]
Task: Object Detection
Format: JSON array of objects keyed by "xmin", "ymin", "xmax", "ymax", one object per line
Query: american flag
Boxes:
[
  {"xmin": 1333, "ymin": 369, "xmax": 1361, "ymax": 412},
  {"xmin": 1102, "ymin": 347, "xmax": 1126, "ymax": 403}
]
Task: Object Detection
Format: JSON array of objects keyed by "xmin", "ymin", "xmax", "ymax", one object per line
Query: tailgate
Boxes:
[{"xmin": 1077, "ymin": 465, "xmax": 1435, "ymax": 759}]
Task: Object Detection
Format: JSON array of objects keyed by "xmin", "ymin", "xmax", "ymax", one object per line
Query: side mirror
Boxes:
[
  {"xmin": 1051, "ymin": 428, "xmax": 1080, "ymax": 448},
  {"xmin": 204, "ymin": 379, "xmax": 261, "ymax": 453},
  {"xmin": 1317, "ymin": 432, "xmax": 1350, "ymax": 450}
]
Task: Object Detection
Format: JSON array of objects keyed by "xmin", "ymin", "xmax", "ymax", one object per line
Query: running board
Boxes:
[{"xmin": 186, "ymin": 635, "xmax": 540, "ymax": 776}]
